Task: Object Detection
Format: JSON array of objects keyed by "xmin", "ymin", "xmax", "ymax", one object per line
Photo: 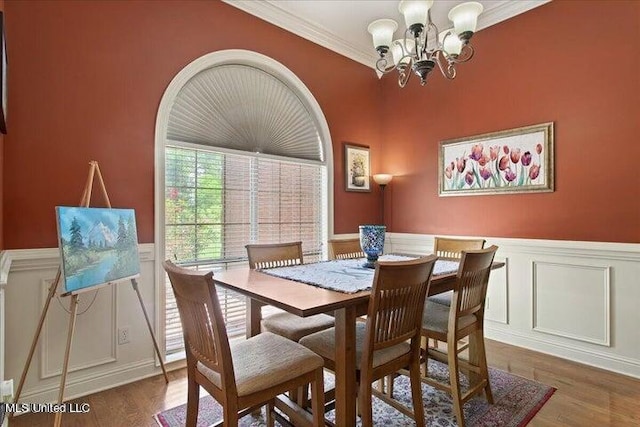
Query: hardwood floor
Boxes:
[{"xmin": 8, "ymin": 339, "xmax": 640, "ymax": 426}]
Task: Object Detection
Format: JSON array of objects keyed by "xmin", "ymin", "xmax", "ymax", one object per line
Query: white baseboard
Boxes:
[{"xmin": 485, "ymin": 326, "xmax": 640, "ymax": 379}]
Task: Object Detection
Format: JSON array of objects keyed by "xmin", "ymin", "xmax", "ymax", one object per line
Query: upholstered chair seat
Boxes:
[
  {"xmin": 197, "ymin": 332, "xmax": 323, "ymax": 397},
  {"xmin": 261, "ymin": 312, "xmax": 335, "ymax": 343},
  {"xmin": 300, "ymin": 323, "xmax": 411, "ymax": 370},
  {"xmin": 422, "ymin": 301, "xmax": 477, "ymax": 334}
]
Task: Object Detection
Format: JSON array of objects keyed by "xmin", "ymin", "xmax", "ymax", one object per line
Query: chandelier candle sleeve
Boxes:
[{"xmin": 367, "ymin": 0, "xmax": 483, "ymax": 87}]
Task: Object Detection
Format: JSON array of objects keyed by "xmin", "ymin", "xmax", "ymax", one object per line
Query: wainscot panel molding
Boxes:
[
  {"xmin": 2, "ymin": 236, "xmax": 639, "ymax": 405},
  {"xmin": 0, "ymin": 244, "xmax": 180, "ymax": 404},
  {"xmin": 383, "ymin": 233, "xmax": 640, "ymax": 378}
]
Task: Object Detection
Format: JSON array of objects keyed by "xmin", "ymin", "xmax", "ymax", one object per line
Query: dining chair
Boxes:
[
  {"xmin": 421, "ymin": 246, "xmax": 498, "ymax": 427},
  {"xmin": 327, "ymin": 238, "xmax": 365, "ymax": 260},
  {"xmin": 427, "ymin": 237, "xmax": 485, "ymax": 306},
  {"xmin": 245, "ymin": 242, "xmax": 335, "ymax": 342},
  {"xmin": 426, "ymin": 237, "xmax": 486, "ymax": 353},
  {"xmin": 162, "ymin": 260, "xmax": 325, "ymax": 427},
  {"xmin": 300, "ymin": 256, "xmax": 438, "ymax": 427}
]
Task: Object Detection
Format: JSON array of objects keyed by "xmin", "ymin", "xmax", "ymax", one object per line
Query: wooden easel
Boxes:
[{"xmin": 12, "ymin": 161, "xmax": 168, "ymax": 427}]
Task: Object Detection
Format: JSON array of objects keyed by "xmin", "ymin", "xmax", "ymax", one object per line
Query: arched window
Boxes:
[{"xmin": 155, "ymin": 50, "xmax": 333, "ymax": 356}]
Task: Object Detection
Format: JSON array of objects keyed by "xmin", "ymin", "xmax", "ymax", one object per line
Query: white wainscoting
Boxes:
[
  {"xmin": 1, "ymin": 235, "xmax": 639, "ymax": 406},
  {"xmin": 385, "ymin": 233, "xmax": 640, "ymax": 378},
  {"xmin": 0, "ymin": 244, "xmax": 175, "ymax": 404}
]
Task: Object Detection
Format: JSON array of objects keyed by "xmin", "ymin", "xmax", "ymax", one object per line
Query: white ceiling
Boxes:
[{"xmin": 224, "ymin": 0, "xmax": 550, "ymax": 67}]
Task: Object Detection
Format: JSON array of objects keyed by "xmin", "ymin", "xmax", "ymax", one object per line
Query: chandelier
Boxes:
[{"xmin": 367, "ymin": 0, "xmax": 483, "ymax": 87}]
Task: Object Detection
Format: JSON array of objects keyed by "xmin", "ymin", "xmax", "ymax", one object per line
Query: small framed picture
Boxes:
[{"xmin": 344, "ymin": 143, "xmax": 370, "ymax": 192}]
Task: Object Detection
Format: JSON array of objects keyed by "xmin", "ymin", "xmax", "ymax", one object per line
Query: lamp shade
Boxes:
[
  {"xmin": 439, "ymin": 29, "xmax": 463, "ymax": 56},
  {"xmin": 391, "ymin": 39, "xmax": 415, "ymax": 66},
  {"xmin": 367, "ymin": 19, "xmax": 398, "ymax": 49},
  {"xmin": 373, "ymin": 174, "xmax": 393, "ymax": 185},
  {"xmin": 398, "ymin": 0, "xmax": 433, "ymax": 28},
  {"xmin": 448, "ymin": 2, "xmax": 483, "ymax": 35}
]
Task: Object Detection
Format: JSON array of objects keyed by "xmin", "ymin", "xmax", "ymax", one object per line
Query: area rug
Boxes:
[{"xmin": 155, "ymin": 360, "xmax": 555, "ymax": 426}]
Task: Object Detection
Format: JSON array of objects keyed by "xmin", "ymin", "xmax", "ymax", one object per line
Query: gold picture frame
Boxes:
[{"xmin": 439, "ymin": 122, "xmax": 554, "ymax": 197}]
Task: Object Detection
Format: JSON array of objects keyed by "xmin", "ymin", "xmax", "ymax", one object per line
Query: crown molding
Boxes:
[
  {"xmin": 223, "ymin": 0, "xmax": 377, "ymax": 68},
  {"xmin": 223, "ymin": 0, "xmax": 551, "ymax": 70},
  {"xmin": 477, "ymin": 0, "xmax": 551, "ymax": 32}
]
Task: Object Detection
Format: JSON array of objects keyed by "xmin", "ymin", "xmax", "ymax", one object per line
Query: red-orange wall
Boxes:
[
  {"xmin": 381, "ymin": 0, "xmax": 640, "ymax": 243},
  {"xmin": 3, "ymin": 0, "xmax": 384, "ymax": 249},
  {"xmin": 4, "ymin": 1, "xmax": 639, "ymax": 248}
]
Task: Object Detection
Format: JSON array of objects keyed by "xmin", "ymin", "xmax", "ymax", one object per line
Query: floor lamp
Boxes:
[{"xmin": 373, "ymin": 174, "xmax": 393, "ymax": 225}]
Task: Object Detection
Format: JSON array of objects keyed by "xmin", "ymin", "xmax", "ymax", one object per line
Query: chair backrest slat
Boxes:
[
  {"xmin": 452, "ymin": 246, "xmax": 498, "ymax": 319},
  {"xmin": 162, "ymin": 260, "xmax": 236, "ymax": 393},
  {"xmin": 434, "ymin": 237, "xmax": 485, "ymax": 260},
  {"xmin": 246, "ymin": 241, "xmax": 304, "ymax": 269},
  {"xmin": 328, "ymin": 238, "xmax": 365, "ymax": 260},
  {"xmin": 365, "ymin": 256, "xmax": 437, "ymax": 353}
]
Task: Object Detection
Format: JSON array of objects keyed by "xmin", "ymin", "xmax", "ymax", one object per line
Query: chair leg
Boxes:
[
  {"xmin": 409, "ymin": 360, "xmax": 425, "ymax": 427},
  {"xmin": 421, "ymin": 338, "xmax": 430, "ymax": 378},
  {"xmin": 358, "ymin": 379, "xmax": 374, "ymax": 427},
  {"xmin": 474, "ymin": 330, "xmax": 494, "ymax": 404},
  {"xmin": 385, "ymin": 374, "xmax": 395, "ymax": 398},
  {"xmin": 448, "ymin": 339, "xmax": 465, "ymax": 427},
  {"xmin": 223, "ymin": 402, "xmax": 239, "ymax": 426},
  {"xmin": 311, "ymin": 368, "xmax": 325, "ymax": 427},
  {"xmin": 185, "ymin": 376, "xmax": 200, "ymax": 427},
  {"xmin": 297, "ymin": 384, "xmax": 310, "ymax": 408},
  {"xmin": 266, "ymin": 401, "xmax": 275, "ymax": 427},
  {"xmin": 420, "ymin": 335, "xmax": 428, "ymax": 376}
]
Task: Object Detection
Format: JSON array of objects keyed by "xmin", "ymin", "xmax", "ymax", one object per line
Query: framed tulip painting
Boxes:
[{"xmin": 438, "ymin": 122, "xmax": 554, "ymax": 197}]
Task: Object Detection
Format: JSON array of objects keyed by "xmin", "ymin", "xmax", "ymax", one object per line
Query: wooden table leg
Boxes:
[
  {"xmin": 334, "ymin": 305, "xmax": 357, "ymax": 427},
  {"xmin": 246, "ymin": 297, "xmax": 262, "ymax": 338}
]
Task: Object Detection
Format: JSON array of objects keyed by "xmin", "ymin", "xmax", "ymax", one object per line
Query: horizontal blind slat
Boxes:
[{"xmin": 165, "ymin": 145, "xmax": 324, "ymax": 356}]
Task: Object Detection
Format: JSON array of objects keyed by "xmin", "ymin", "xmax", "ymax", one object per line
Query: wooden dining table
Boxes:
[{"xmin": 212, "ymin": 260, "xmax": 505, "ymax": 427}]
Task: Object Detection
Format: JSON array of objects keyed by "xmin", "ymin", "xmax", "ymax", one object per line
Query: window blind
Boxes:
[{"xmin": 164, "ymin": 145, "xmax": 324, "ymax": 355}]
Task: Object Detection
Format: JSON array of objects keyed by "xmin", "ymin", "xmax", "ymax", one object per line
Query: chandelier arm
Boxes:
[
  {"xmin": 398, "ymin": 65, "xmax": 411, "ymax": 88},
  {"xmin": 435, "ymin": 51, "xmax": 456, "ymax": 80},
  {"xmin": 402, "ymin": 28, "xmax": 418, "ymax": 61},
  {"xmin": 453, "ymin": 44, "xmax": 475, "ymax": 64},
  {"xmin": 375, "ymin": 56, "xmax": 397, "ymax": 74}
]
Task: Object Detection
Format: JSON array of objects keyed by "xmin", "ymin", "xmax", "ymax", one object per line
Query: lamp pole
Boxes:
[
  {"xmin": 372, "ymin": 174, "xmax": 393, "ymax": 226},
  {"xmin": 379, "ymin": 183, "xmax": 387, "ymax": 225}
]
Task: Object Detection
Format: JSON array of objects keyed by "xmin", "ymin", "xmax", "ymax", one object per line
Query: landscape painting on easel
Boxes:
[{"xmin": 56, "ymin": 207, "xmax": 141, "ymax": 294}]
